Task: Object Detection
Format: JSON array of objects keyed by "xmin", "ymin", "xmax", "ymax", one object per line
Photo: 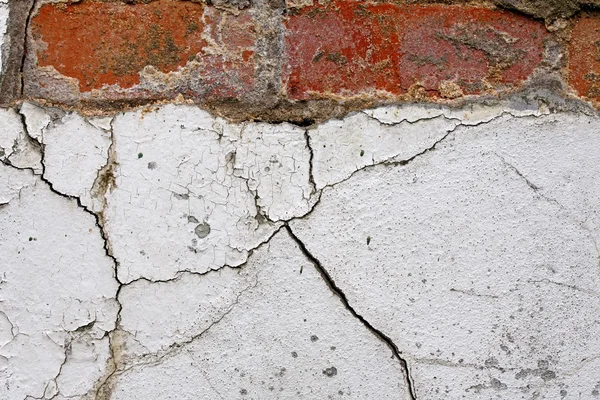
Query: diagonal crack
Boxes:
[
  {"xmin": 495, "ymin": 152, "xmax": 600, "ymax": 274},
  {"xmin": 94, "ymin": 274, "xmax": 260, "ymax": 400},
  {"xmin": 1, "ymin": 104, "xmax": 559, "ymax": 399},
  {"xmin": 494, "ymin": 153, "xmax": 540, "ymax": 192},
  {"xmin": 285, "ymin": 224, "xmax": 418, "ymax": 400}
]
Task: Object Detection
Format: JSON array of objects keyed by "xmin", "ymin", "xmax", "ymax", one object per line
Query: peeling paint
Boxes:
[{"xmin": 4, "ymin": 0, "xmax": 600, "ymax": 396}]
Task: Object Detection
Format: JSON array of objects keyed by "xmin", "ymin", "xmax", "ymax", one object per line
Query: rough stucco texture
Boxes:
[{"xmin": 4, "ymin": 0, "xmax": 600, "ymax": 400}]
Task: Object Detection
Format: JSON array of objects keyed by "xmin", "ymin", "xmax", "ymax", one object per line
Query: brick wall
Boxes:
[
  {"xmin": 4, "ymin": 2, "xmax": 600, "ymax": 400},
  {"xmin": 0, "ymin": 0, "xmax": 599, "ymax": 120}
]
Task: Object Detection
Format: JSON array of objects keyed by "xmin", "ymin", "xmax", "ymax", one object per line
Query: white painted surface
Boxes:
[
  {"xmin": 0, "ymin": 1, "xmax": 8, "ymax": 75},
  {"xmin": 112, "ymin": 231, "xmax": 410, "ymax": 399},
  {"xmin": 0, "ymin": 164, "xmax": 118, "ymax": 400},
  {"xmin": 1, "ymin": 102, "xmax": 600, "ymax": 399},
  {"xmin": 292, "ymin": 112, "xmax": 600, "ymax": 399},
  {"xmin": 0, "ymin": 108, "xmax": 42, "ymax": 172}
]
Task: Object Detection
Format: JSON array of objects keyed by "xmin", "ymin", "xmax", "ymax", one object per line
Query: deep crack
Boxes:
[
  {"xmin": 285, "ymin": 224, "xmax": 418, "ymax": 400},
  {"xmin": 18, "ymin": 0, "xmax": 36, "ymax": 98}
]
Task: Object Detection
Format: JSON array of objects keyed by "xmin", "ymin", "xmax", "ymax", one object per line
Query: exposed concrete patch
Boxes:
[
  {"xmin": 0, "ymin": 0, "xmax": 8, "ymax": 75},
  {"xmin": 0, "ymin": 0, "xmax": 34, "ymax": 106},
  {"xmin": 494, "ymin": 0, "xmax": 600, "ymax": 21}
]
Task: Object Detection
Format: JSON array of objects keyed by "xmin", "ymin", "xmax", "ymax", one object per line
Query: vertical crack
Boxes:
[
  {"xmin": 304, "ymin": 129, "xmax": 316, "ymax": 194},
  {"xmin": 0, "ymin": 0, "xmax": 35, "ymax": 105},
  {"xmin": 18, "ymin": 0, "xmax": 36, "ymax": 97},
  {"xmin": 285, "ymin": 224, "xmax": 418, "ymax": 400},
  {"xmin": 12, "ymin": 109, "xmax": 124, "ymax": 400}
]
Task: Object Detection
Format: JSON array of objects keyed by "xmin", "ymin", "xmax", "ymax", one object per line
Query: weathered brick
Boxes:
[
  {"xmin": 568, "ymin": 13, "xmax": 600, "ymax": 101},
  {"xmin": 25, "ymin": 0, "xmax": 256, "ymax": 105},
  {"xmin": 0, "ymin": 0, "xmax": 35, "ymax": 106},
  {"xmin": 284, "ymin": 2, "xmax": 548, "ymax": 101}
]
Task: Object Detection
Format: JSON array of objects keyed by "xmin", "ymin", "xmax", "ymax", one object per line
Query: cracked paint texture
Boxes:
[
  {"xmin": 2, "ymin": 101, "xmax": 600, "ymax": 399},
  {"xmin": 0, "ymin": 164, "xmax": 118, "ymax": 400}
]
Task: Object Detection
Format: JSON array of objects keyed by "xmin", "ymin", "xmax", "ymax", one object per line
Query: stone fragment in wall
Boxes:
[
  {"xmin": 25, "ymin": 0, "xmax": 256, "ymax": 105},
  {"xmin": 110, "ymin": 231, "xmax": 411, "ymax": 399},
  {"xmin": 0, "ymin": 164, "xmax": 119, "ymax": 399},
  {"xmin": 284, "ymin": 2, "xmax": 549, "ymax": 101},
  {"xmin": 106, "ymin": 104, "xmax": 311, "ymax": 283},
  {"xmin": 291, "ymin": 112, "xmax": 600, "ymax": 398}
]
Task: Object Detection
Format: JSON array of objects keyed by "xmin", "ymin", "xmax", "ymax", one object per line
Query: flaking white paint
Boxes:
[
  {"xmin": 0, "ymin": 164, "xmax": 118, "ymax": 400},
  {"xmin": 1, "ymin": 101, "xmax": 600, "ymax": 399}
]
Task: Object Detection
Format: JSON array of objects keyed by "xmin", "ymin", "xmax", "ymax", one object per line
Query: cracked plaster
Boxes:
[{"xmin": 2, "ymin": 99, "xmax": 600, "ymax": 399}]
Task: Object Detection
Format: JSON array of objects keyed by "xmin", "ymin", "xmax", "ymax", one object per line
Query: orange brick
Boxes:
[
  {"xmin": 569, "ymin": 14, "xmax": 600, "ymax": 100},
  {"xmin": 26, "ymin": 0, "xmax": 256, "ymax": 103},
  {"xmin": 284, "ymin": 2, "xmax": 548, "ymax": 100}
]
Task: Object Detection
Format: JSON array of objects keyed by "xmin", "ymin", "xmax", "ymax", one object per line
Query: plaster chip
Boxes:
[
  {"xmin": 41, "ymin": 112, "xmax": 113, "ymax": 211},
  {"xmin": 309, "ymin": 111, "xmax": 458, "ymax": 189},
  {"xmin": 19, "ymin": 102, "xmax": 51, "ymax": 142}
]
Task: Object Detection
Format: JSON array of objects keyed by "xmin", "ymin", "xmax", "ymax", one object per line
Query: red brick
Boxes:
[
  {"xmin": 284, "ymin": 2, "xmax": 548, "ymax": 100},
  {"xmin": 568, "ymin": 14, "xmax": 600, "ymax": 101},
  {"xmin": 26, "ymin": 0, "xmax": 256, "ymax": 102}
]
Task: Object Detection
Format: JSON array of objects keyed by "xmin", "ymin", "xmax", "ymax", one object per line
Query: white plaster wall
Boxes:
[
  {"xmin": 1, "ymin": 100, "xmax": 600, "ymax": 399},
  {"xmin": 0, "ymin": 0, "xmax": 7, "ymax": 75}
]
